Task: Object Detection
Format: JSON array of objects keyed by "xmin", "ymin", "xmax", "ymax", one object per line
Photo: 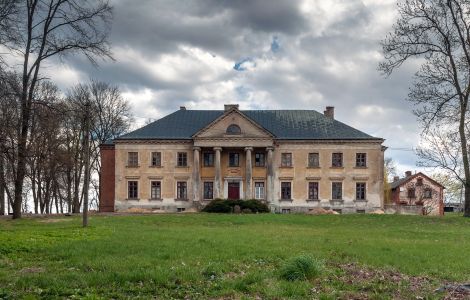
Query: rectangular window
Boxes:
[
  {"xmin": 356, "ymin": 153, "xmax": 367, "ymax": 167},
  {"xmin": 203, "ymin": 152, "xmax": 214, "ymax": 167},
  {"xmin": 424, "ymin": 188, "xmax": 432, "ymax": 199},
  {"xmin": 356, "ymin": 182, "xmax": 366, "ymax": 200},
  {"xmin": 416, "ymin": 178, "xmax": 423, "ymax": 186},
  {"xmin": 332, "ymin": 182, "xmax": 342, "ymax": 200},
  {"xmin": 203, "ymin": 182, "xmax": 214, "ymax": 199},
  {"xmin": 255, "ymin": 153, "xmax": 265, "ymax": 167},
  {"xmin": 308, "ymin": 182, "xmax": 319, "ymax": 200},
  {"xmin": 255, "ymin": 182, "xmax": 265, "ymax": 199},
  {"xmin": 281, "ymin": 182, "xmax": 291, "ymax": 200},
  {"xmin": 177, "ymin": 207, "xmax": 186, "ymax": 212},
  {"xmin": 332, "ymin": 153, "xmax": 343, "ymax": 167},
  {"xmin": 281, "ymin": 153, "xmax": 292, "ymax": 167},
  {"xmin": 281, "ymin": 208, "xmax": 291, "ymax": 214},
  {"xmin": 177, "ymin": 182, "xmax": 187, "ymax": 199},
  {"xmin": 151, "ymin": 152, "xmax": 161, "ymax": 167},
  {"xmin": 229, "ymin": 152, "xmax": 239, "ymax": 167},
  {"xmin": 128, "ymin": 181, "xmax": 138, "ymax": 199},
  {"xmin": 356, "ymin": 209, "xmax": 366, "ymax": 214},
  {"xmin": 308, "ymin": 153, "xmax": 319, "ymax": 167},
  {"xmin": 128, "ymin": 152, "xmax": 138, "ymax": 167},
  {"xmin": 408, "ymin": 188, "xmax": 416, "ymax": 199},
  {"xmin": 150, "ymin": 181, "xmax": 161, "ymax": 199},
  {"xmin": 177, "ymin": 152, "xmax": 187, "ymax": 167}
]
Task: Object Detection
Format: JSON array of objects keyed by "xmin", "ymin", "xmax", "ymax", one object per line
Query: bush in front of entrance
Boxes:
[
  {"xmin": 202, "ymin": 199, "xmax": 269, "ymax": 213},
  {"xmin": 201, "ymin": 199, "xmax": 232, "ymax": 213}
]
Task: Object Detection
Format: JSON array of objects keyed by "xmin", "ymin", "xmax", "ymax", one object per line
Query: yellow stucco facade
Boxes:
[{"xmin": 111, "ymin": 107, "xmax": 385, "ymax": 213}]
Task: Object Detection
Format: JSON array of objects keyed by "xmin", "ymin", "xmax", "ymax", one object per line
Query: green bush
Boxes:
[
  {"xmin": 279, "ymin": 255, "xmax": 323, "ymax": 281},
  {"xmin": 201, "ymin": 199, "xmax": 231, "ymax": 213},
  {"xmin": 202, "ymin": 199, "xmax": 270, "ymax": 213}
]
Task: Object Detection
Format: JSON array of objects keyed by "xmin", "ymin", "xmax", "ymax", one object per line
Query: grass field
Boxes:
[{"xmin": 0, "ymin": 213, "xmax": 469, "ymax": 299}]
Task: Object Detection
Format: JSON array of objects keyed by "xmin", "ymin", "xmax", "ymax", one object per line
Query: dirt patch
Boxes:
[
  {"xmin": 307, "ymin": 208, "xmax": 339, "ymax": 215},
  {"xmin": 38, "ymin": 218, "xmax": 72, "ymax": 223},
  {"xmin": 327, "ymin": 262, "xmax": 470, "ymax": 299},
  {"xmin": 19, "ymin": 267, "xmax": 44, "ymax": 274}
]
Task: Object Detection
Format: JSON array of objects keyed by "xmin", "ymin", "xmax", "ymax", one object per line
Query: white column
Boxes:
[
  {"xmin": 245, "ymin": 147, "xmax": 253, "ymax": 199},
  {"xmin": 266, "ymin": 147, "xmax": 275, "ymax": 205},
  {"xmin": 214, "ymin": 147, "xmax": 222, "ymax": 199},
  {"xmin": 192, "ymin": 147, "xmax": 201, "ymax": 202}
]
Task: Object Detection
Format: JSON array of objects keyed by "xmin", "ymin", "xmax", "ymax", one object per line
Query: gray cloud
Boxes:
[{"xmin": 42, "ymin": 0, "xmax": 423, "ymax": 174}]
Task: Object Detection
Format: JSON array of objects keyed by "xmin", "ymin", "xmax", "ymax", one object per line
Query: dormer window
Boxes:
[{"xmin": 226, "ymin": 124, "xmax": 241, "ymax": 135}]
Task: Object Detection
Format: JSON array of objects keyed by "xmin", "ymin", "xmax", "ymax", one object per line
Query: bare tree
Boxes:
[
  {"xmin": 1, "ymin": 0, "xmax": 113, "ymax": 219},
  {"xmin": 380, "ymin": 0, "xmax": 470, "ymax": 217}
]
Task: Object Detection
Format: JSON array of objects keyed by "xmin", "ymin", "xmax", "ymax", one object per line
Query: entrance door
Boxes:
[{"xmin": 228, "ymin": 182, "xmax": 240, "ymax": 199}]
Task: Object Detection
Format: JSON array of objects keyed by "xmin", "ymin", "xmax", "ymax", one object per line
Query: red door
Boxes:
[{"xmin": 228, "ymin": 182, "xmax": 240, "ymax": 199}]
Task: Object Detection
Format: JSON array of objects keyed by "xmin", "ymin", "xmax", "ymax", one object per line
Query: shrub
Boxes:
[
  {"xmin": 279, "ymin": 255, "xmax": 323, "ymax": 281},
  {"xmin": 243, "ymin": 199, "xmax": 270, "ymax": 213},
  {"xmin": 201, "ymin": 199, "xmax": 231, "ymax": 213},
  {"xmin": 202, "ymin": 199, "xmax": 270, "ymax": 213}
]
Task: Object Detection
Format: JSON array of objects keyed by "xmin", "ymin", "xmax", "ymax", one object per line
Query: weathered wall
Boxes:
[
  {"xmin": 272, "ymin": 141, "xmax": 384, "ymax": 213},
  {"xmin": 110, "ymin": 140, "xmax": 384, "ymax": 213}
]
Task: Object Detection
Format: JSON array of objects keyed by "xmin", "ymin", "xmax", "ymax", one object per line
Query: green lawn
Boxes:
[{"xmin": 0, "ymin": 213, "xmax": 469, "ymax": 299}]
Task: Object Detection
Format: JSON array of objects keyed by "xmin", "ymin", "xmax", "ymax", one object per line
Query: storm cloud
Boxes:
[{"xmin": 41, "ymin": 0, "xmax": 421, "ymax": 175}]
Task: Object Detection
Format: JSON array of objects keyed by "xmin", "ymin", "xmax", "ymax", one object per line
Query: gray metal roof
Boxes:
[{"xmin": 115, "ymin": 109, "xmax": 382, "ymax": 141}]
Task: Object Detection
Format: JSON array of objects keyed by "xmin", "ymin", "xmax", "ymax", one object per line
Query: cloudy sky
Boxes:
[{"xmin": 42, "ymin": 0, "xmax": 422, "ymax": 176}]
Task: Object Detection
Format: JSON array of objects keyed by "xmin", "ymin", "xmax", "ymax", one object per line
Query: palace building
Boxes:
[{"xmin": 99, "ymin": 104, "xmax": 386, "ymax": 213}]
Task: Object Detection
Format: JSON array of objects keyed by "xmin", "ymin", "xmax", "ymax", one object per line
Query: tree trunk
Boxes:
[
  {"xmin": 0, "ymin": 155, "xmax": 5, "ymax": 215},
  {"xmin": 465, "ymin": 183, "xmax": 470, "ymax": 217}
]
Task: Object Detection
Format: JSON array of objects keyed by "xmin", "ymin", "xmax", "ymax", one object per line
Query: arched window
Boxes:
[{"xmin": 226, "ymin": 124, "xmax": 241, "ymax": 134}]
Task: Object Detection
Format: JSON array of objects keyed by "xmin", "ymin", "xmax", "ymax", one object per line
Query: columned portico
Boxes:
[
  {"xmin": 192, "ymin": 147, "xmax": 201, "ymax": 201},
  {"xmin": 214, "ymin": 147, "xmax": 223, "ymax": 198},
  {"xmin": 244, "ymin": 147, "xmax": 253, "ymax": 199}
]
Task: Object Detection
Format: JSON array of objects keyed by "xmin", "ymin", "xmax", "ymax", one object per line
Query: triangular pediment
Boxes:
[{"xmin": 193, "ymin": 108, "xmax": 274, "ymax": 139}]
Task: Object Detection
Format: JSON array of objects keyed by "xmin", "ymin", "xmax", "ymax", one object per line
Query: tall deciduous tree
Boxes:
[
  {"xmin": 380, "ymin": 0, "xmax": 470, "ymax": 217},
  {"xmin": 1, "ymin": 0, "xmax": 113, "ymax": 219}
]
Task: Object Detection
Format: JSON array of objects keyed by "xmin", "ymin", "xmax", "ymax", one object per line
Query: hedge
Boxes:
[{"xmin": 202, "ymin": 199, "xmax": 270, "ymax": 213}]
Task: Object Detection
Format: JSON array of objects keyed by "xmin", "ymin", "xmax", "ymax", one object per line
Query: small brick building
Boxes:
[{"xmin": 390, "ymin": 171, "xmax": 444, "ymax": 216}]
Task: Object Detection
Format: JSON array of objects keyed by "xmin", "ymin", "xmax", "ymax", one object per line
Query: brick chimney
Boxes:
[
  {"xmin": 224, "ymin": 104, "xmax": 239, "ymax": 111},
  {"xmin": 179, "ymin": 106, "xmax": 186, "ymax": 110},
  {"xmin": 405, "ymin": 171, "xmax": 412, "ymax": 177},
  {"xmin": 324, "ymin": 106, "xmax": 334, "ymax": 119},
  {"xmin": 393, "ymin": 176, "xmax": 400, "ymax": 182}
]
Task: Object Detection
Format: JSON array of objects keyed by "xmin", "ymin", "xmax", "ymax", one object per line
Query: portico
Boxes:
[{"xmin": 191, "ymin": 144, "xmax": 275, "ymax": 202}]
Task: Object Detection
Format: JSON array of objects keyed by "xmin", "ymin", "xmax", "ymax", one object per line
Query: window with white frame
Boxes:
[{"xmin": 255, "ymin": 182, "xmax": 265, "ymax": 199}]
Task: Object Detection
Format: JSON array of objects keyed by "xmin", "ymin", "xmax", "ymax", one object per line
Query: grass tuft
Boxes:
[{"xmin": 279, "ymin": 255, "xmax": 323, "ymax": 281}]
